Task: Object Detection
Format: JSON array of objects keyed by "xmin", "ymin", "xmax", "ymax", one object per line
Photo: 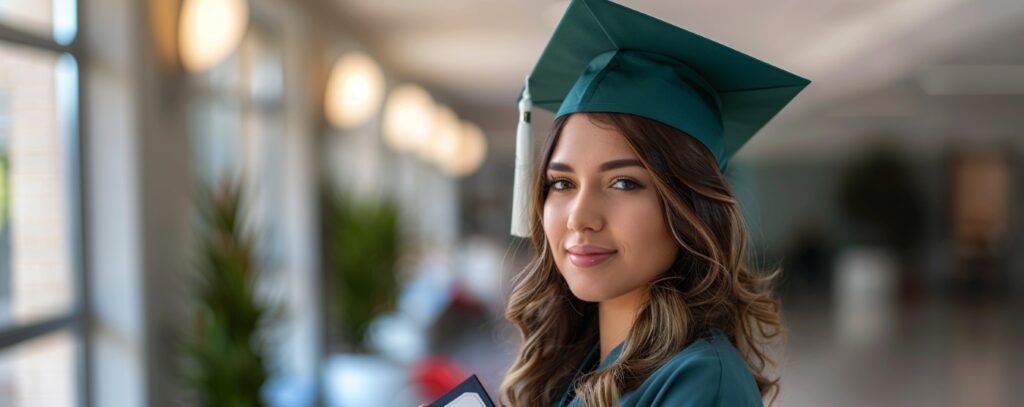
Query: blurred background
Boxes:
[{"xmin": 0, "ymin": 0, "xmax": 1022, "ymax": 406}]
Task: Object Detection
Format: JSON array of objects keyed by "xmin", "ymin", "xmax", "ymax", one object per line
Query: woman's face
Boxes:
[{"xmin": 543, "ymin": 114, "xmax": 679, "ymax": 303}]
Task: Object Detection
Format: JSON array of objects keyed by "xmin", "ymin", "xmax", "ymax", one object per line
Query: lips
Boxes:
[{"xmin": 566, "ymin": 244, "xmax": 617, "ymax": 268}]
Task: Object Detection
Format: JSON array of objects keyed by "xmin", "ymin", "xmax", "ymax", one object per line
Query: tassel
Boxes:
[{"xmin": 510, "ymin": 77, "xmax": 533, "ymax": 237}]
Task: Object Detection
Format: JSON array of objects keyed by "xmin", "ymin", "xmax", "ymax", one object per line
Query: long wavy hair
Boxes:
[{"xmin": 499, "ymin": 112, "xmax": 784, "ymax": 406}]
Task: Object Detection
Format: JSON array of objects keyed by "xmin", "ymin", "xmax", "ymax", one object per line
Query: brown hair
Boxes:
[{"xmin": 499, "ymin": 112, "xmax": 784, "ymax": 406}]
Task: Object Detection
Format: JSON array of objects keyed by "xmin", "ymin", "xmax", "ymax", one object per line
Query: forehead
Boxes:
[{"xmin": 549, "ymin": 114, "xmax": 638, "ymax": 167}]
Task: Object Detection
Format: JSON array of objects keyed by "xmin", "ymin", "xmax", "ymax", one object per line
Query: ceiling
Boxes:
[{"xmin": 329, "ymin": 0, "xmax": 1024, "ymax": 161}]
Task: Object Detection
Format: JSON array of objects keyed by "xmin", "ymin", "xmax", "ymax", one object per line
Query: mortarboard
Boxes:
[{"xmin": 510, "ymin": 0, "xmax": 811, "ymax": 237}]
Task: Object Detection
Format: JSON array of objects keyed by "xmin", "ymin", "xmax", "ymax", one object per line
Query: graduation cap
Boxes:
[{"xmin": 510, "ymin": 0, "xmax": 810, "ymax": 237}]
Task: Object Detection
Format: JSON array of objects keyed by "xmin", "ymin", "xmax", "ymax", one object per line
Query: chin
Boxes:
[
  {"xmin": 564, "ymin": 277, "xmax": 624, "ymax": 303},
  {"xmin": 567, "ymin": 286, "xmax": 604, "ymax": 303},
  {"xmin": 558, "ymin": 260, "xmax": 634, "ymax": 302}
]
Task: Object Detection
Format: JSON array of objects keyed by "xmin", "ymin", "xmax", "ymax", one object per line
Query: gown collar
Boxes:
[
  {"xmin": 598, "ymin": 328, "xmax": 725, "ymax": 368},
  {"xmin": 555, "ymin": 328, "xmax": 727, "ymax": 406},
  {"xmin": 555, "ymin": 340, "xmax": 625, "ymax": 406},
  {"xmin": 598, "ymin": 340, "xmax": 625, "ymax": 369}
]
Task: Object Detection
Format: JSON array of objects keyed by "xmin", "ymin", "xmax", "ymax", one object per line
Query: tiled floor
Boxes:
[{"xmin": 778, "ymin": 295, "xmax": 1023, "ymax": 407}]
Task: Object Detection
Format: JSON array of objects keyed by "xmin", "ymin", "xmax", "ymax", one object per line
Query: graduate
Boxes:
[{"xmin": 498, "ymin": 0, "xmax": 810, "ymax": 405}]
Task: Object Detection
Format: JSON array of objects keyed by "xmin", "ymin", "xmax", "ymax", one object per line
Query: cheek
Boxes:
[
  {"xmin": 542, "ymin": 200, "xmax": 566, "ymax": 249},
  {"xmin": 617, "ymin": 200, "xmax": 678, "ymax": 276},
  {"xmin": 544, "ymin": 197, "xmax": 569, "ymax": 232}
]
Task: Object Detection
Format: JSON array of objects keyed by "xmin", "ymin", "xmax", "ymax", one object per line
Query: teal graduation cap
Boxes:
[{"xmin": 510, "ymin": 0, "xmax": 810, "ymax": 237}]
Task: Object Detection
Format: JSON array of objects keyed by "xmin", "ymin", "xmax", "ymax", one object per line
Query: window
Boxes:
[{"xmin": 0, "ymin": 1, "xmax": 83, "ymax": 406}]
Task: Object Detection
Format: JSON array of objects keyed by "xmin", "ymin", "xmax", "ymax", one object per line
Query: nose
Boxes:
[{"xmin": 566, "ymin": 186, "xmax": 605, "ymax": 233}]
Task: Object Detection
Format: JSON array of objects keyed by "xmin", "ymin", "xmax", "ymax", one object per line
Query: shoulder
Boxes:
[{"xmin": 621, "ymin": 331, "xmax": 764, "ymax": 407}]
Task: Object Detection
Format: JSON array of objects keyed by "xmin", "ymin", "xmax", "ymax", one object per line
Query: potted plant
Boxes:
[
  {"xmin": 834, "ymin": 143, "xmax": 925, "ymax": 347},
  {"xmin": 183, "ymin": 180, "xmax": 275, "ymax": 406},
  {"xmin": 838, "ymin": 144, "xmax": 924, "ymax": 256},
  {"xmin": 319, "ymin": 184, "xmax": 410, "ymax": 406},
  {"xmin": 320, "ymin": 185, "xmax": 401, "ymax": 352}
]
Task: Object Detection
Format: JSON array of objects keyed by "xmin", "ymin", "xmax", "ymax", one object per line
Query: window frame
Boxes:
[{"xmin": 0, "ymin": 1, "xmax": 89, "ymax": 406}]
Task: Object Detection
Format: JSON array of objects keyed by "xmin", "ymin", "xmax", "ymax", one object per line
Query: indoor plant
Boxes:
[{"xmin": 184, "ymin": 180, "xmax": 274, "ymax": 406}]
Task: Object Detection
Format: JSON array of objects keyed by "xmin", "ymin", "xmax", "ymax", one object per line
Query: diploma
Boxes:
[{"xmin": 427, "ymin": 374, "xmax": 496, "ymax": 407}]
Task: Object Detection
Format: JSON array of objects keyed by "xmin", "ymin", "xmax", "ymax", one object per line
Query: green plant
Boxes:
[
  {"xmin": 185, "ymin": 180, "xmax": 273, "ymax": 407},
  {"xmin": 320, "ymin": 185, "xmax": 401, "ymax": 352},
  {"xmin": 838, "ymin": 143, "xmax": 924, "ymax": 253}
]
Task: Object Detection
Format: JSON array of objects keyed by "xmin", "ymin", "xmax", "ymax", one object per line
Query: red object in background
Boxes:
[
  {"xmin": 411, "ymin": 356, "xmax": 470, "ymax": 401},
  {"xmin": 449, "ymin": 284, "xmax": 487, "ymax": 312}
]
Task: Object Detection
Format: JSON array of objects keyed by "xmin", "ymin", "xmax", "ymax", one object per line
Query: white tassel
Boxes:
[{"xmin": 510, "ymin": 78, "xmax": 533, "ymax": 237}]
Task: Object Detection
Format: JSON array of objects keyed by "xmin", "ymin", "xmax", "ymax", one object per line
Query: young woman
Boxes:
[
  {"xmin": 500, "ymin": 111, "xmax": 781, "ymax": 406},
  {"xmin": 497, "ymin": 0, "xmax": 810, "ymax": 406}
]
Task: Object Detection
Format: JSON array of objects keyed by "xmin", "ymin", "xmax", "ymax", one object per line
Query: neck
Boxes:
[{"xmin": 597, "ymin": 286, "xmax": 647, "ymax": 362}]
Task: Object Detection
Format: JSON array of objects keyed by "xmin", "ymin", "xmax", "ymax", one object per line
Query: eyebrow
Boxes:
[{"xmin": 547, "ymin": 159, "xmax": 644, "ymax": 173}]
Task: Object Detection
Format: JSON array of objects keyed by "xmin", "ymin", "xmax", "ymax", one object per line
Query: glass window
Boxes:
[
  {"xmin": 0, "ymin": 330, "xmax": 77, "ymax": 407},
  {"xmin": 0, "ymin": 2, "xmax": 82, "ymax": 405},
  {"xmin": 0, "ymin": 42, "xmax": 76, "ymax": 330},
  {"xmin": 0, "ymin": 0, "xmax": 76, "ymax": 45}
]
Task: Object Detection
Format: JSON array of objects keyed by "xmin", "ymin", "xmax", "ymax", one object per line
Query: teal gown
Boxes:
[{"xmin": 553, "ymin": 329, "xmax": 763, "ymax": 406}]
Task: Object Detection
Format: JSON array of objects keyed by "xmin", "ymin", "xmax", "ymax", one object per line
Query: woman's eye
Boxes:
[
  {"xmin": 547, "ymin": 179, "xmax": 572, "ymax": 191},
  {"xmin": 612, "ymin": 178, "xmax": 640, "ymax": 190}
]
